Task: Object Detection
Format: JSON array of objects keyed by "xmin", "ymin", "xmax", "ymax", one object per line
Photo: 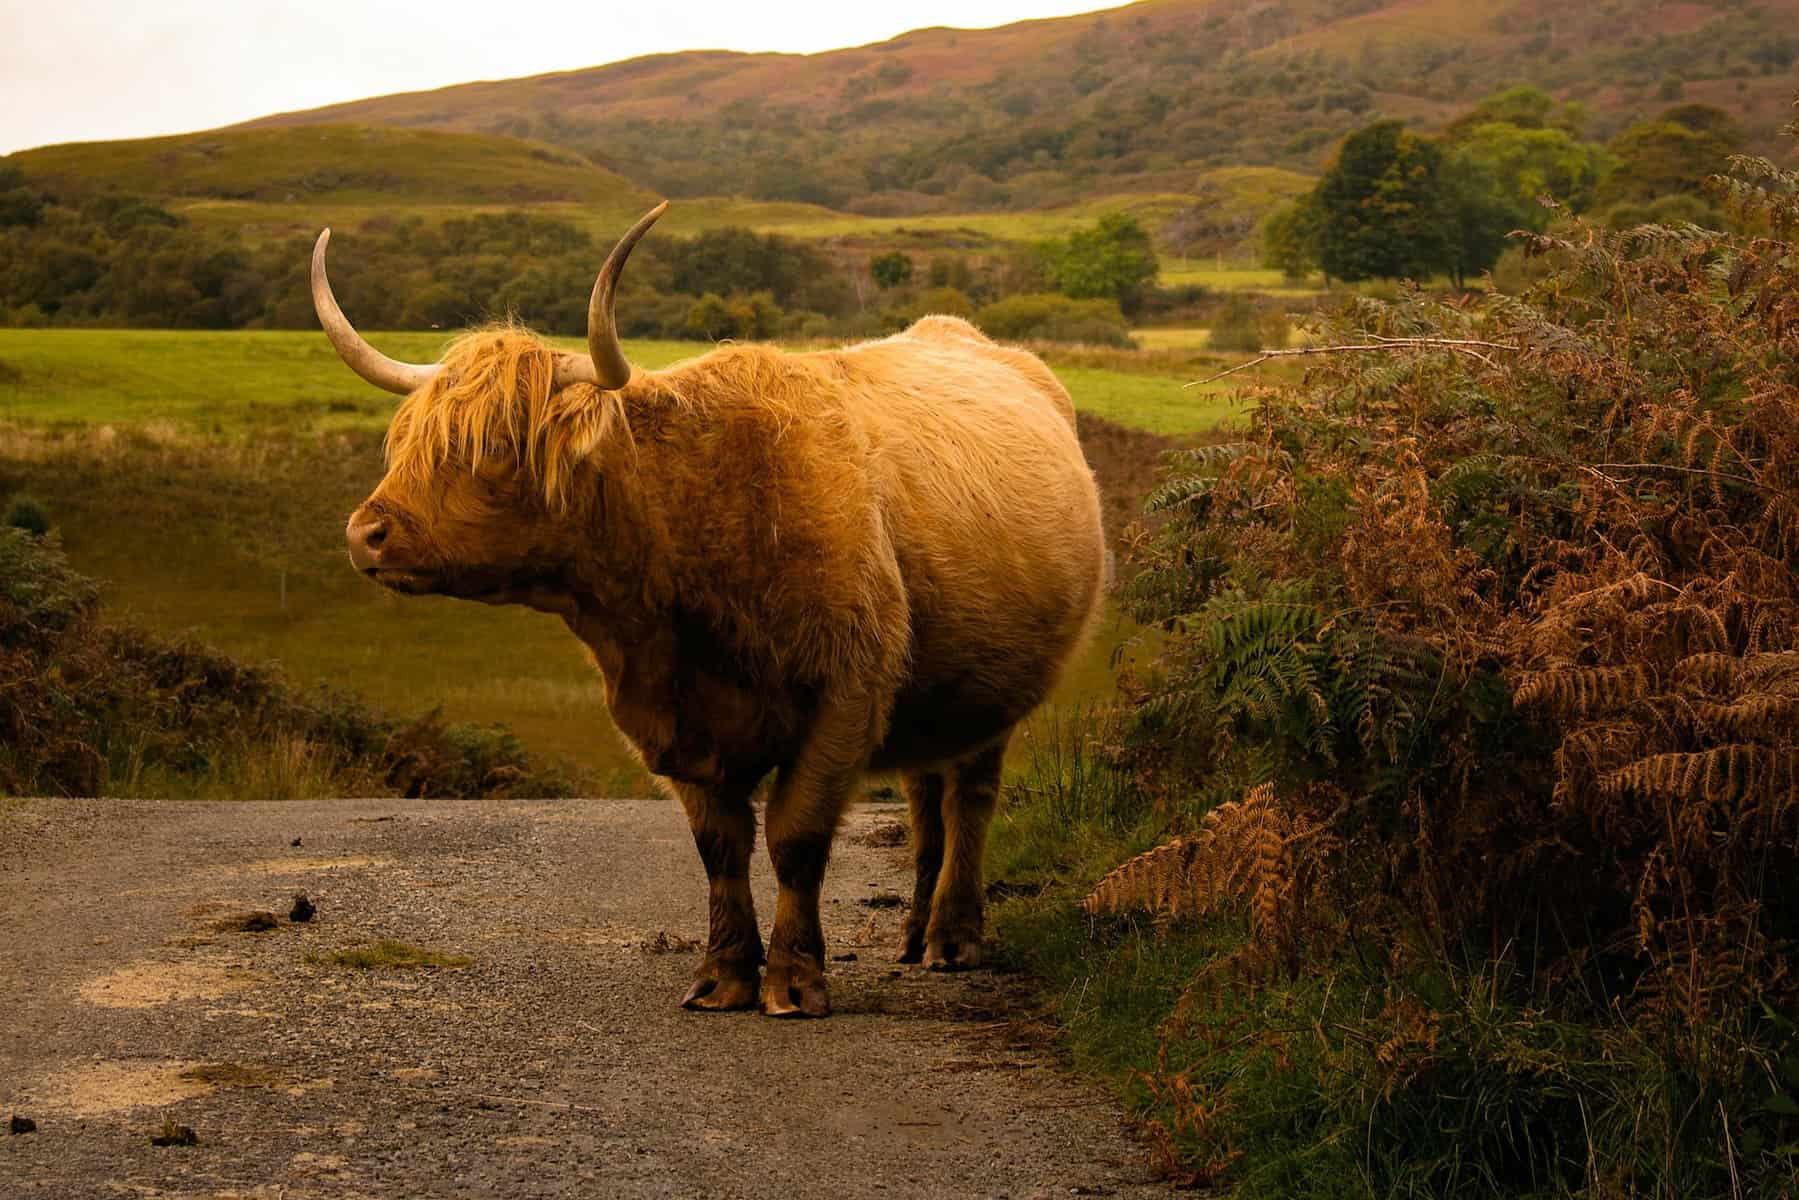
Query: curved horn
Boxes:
[
  {"xmin": 311, "ymin": 229, "xmax": 440, "ymax": 396},
  {"xmin": 555, "ymin": 201, "xmax": 669, "ymax": 392}
]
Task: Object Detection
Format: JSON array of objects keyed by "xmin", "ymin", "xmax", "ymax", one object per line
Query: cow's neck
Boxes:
[{"xmin": 561, "ymin": 378, "xmax": 688, "ymax": 647}]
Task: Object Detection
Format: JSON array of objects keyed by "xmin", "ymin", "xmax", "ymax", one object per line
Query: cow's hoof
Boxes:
[
  {"xmin": 681, "ymin": 961, "xmax": 760, "ymax": 1012},
  {"xmin": 923, "ymin": 933, "xmax": 984, "ymax": 972},
  {"xmin": 760, "ymin": 960, "xmax": 831, "ymax": 1018}
]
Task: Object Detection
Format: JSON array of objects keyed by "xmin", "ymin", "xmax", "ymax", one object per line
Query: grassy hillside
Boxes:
[
  {"xmin": 10, "ymin": 125, "xmax": 656, "ymax": 211},
  {"xmin": 233, "ymin": 0, "xmax": 1799, "ymax": 211},
  {"xmin": 4, "ymin": 127, "xmax": 1308, "ymax": 273}
]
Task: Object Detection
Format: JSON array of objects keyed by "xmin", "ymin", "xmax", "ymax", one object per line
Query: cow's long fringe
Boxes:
[{"xmin": 384, "ymin": 324, "xmax": 634, "ymax": 513}]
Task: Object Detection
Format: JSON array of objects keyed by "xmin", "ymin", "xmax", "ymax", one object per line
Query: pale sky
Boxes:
[{"xmin": 0, "ymin": 1, "xmax": 1124, "ymax": 155}]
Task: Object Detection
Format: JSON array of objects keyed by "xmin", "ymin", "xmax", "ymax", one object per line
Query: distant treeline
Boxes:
[
  {"xmin": 0, "ymin": 165, "xmax": 1190, "ymax": 345},
  {"xmin": 1263, "ymin": 89, "xmax": 1749, "ymax": 285}
]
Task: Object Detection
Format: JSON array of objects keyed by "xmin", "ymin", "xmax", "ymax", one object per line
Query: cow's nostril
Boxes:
[{"xmin": 346, "ymin": 516, "xmax": 391, "ymax": 572}]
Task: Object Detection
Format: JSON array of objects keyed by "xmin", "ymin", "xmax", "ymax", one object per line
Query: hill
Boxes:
[
  {"xmin": 234, "ymin": 0, "xmax": 1799, "ymax": 212},
  {"xmin": 9, "ymin": 125, "xmax": 656, "ymax": 212}
]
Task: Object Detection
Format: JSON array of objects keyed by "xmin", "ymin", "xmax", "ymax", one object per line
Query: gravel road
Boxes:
[{"xmin": 0, "ymin": 796, "xmax": 1160, "ymax": 1198}]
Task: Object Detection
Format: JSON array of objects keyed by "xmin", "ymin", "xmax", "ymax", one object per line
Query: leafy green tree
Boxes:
[
  {"xmin": 1447, "ymin": 122, "xmax": 1607, "ymax": 215},
  {"xmin": 661, "ymin": 227, "xmax": 836, "ymax": 312},
  {"xmin": 976, "ymin": 293, "xmax": 1132, "ymax": 346},
  {"xmin": 683, "ymin": 291, "xmax": 782, "ymax": 340},
  {"xmin": 1597, "ymin": 117, "xmax": 1739, "ymax": 207},
  {"xmin": 1314, "ymin": 121, "xmax": 1451, "ymax": 283},
  {"xmin": 1656, "ymin": 103, "xmax": 1746, "ymax": 146},
  {"xmin": 1430, "ymin": 121, "xmax": 1611, "ymax": 286},
  {"xmin": 0, "ymin": 164, "xmax": 42, "ymax": 230},
  {"xmin": 1439, "ymin": 154, "xmax": 1522, "ymax": 288},
  {"xmin": 1443, "ymin": 85, "xmax": 1587, "ymax": 139},
  {"xmin": 723, "ymin": 291, "xmax": 783, "ymax": 339},
  {"xmin": 684, "ymin": 293, "xmax": 735, "ymax": 341},
  {"xmin": 1038, "ymin": 213, "xmax": 1158, "ymax": 314},
  {"xmin": 869, "ymin": 251, "xmax": 913, "ymax": 289},
  {"xmin": 1261, "ymin": 193, "xmax": 1324, "ymax": 280}
]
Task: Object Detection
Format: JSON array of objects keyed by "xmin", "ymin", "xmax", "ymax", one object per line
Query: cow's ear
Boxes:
[{"xmin": 544, "ymin": 387, "xmax": 634, "ymax": 486}]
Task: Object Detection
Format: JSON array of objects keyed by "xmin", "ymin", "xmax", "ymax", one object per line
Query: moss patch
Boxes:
[{"xmin": 317, "ymin": 939, "xmax": 472, "ymax": 970}]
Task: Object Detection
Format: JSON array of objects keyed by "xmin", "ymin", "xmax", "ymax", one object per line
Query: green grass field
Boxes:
[
  {"xmin": 0, "ymin": 328, "xmax": 1229, "ymax": 786},
  {"xmin": 0, "ymin": 329, "xmax": 1240, "ymax": 437},
  {"xmin": 1157, "ymin": 263, "xmax": 1325, "ymax": 294}
]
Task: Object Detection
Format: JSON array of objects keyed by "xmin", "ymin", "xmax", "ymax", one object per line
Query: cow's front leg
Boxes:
[
  {"xmin": 673, "ymin": 777, "xmax": 763, "ymax": 1011},
  {"xmin": 760, "ymin": 691, "xmax": 881, "ymax": 1018}
]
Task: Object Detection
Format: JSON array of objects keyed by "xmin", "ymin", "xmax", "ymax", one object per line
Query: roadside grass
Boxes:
[
  {"xmin": 111, "ymin": 730, "xmax": 354, "ymax": 803},
  {"xmin": 316, "ymin": 939, "xmax": 472, "ymax": 970},
  {"xmin": 985, "ymin": 714, "xmax": 1641, "ymax": 1196}
]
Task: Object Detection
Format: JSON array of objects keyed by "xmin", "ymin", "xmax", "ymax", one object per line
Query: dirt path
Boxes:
[{"xmin": 0, "ymin": 796, "xmax": 1159, "ymax": 1198}]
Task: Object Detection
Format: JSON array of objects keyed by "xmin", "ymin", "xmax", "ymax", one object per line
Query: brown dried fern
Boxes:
[{"xmin": 1082, "ymin": 785, "xmax": 1337, "ymax": 977}]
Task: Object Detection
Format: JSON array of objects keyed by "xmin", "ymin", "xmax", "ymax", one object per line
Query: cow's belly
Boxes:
[{"xmin": 870, "ymin": 681, "xmax": 1028, "ymax": 769}]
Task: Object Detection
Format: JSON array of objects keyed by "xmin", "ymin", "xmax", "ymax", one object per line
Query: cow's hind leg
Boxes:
[
  {"xmin": 925, "ymin": 739, "xmax": 1008, "ymax": 971},
  {"xmin": 673, "ymin": 776, "xmax": 764, "ymax": 1011},
  {"xmin": 899, "ymin": 768, "xmax": 945, "ymax": 963}
]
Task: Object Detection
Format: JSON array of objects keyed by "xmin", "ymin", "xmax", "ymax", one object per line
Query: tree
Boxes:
[
  {"xmin": 869, "ymin": 251, "xmax": 913, "ymax": 289},
  {"xmin": 1039, "ymin": 213, "xmax": 1159, "ymax": 314},
  {"xmin": 1657, "ymin": 103, "xmax": 1746, "ymax": 146},
  {"xmin": 1314, "ymin": 121, "xmax": 1451, "ymax": 283},
  {"xmin": 1261, "ymin": 193, "xmax": 1323, "ymax": 281},
  {"xmin": 1447, "ymin": 122, "xmax": 1608, "ymax": 216},
  {"xmin": 1439, "ymin": 154, "xmax": 1522, "ymax": 288},
  {"xmin": 1442, "ymin": 85, "xmax": 1587, "ymax": 140},
  {"xmin": 0, "ymin": 164, "xmax": 42, "ymax": 230},
  {"xmin": 1597, "ymin": 117, "xmax": 1738, "ymax": 208},
  {"xmin": 1432, "ymin": 121, "xmax": 1612, "ymax": 286}
]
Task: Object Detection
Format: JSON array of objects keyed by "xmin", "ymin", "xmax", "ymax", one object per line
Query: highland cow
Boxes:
[{"xmin": 315, "ymin": 203, "xmax": 1107, "ymax": 1018}]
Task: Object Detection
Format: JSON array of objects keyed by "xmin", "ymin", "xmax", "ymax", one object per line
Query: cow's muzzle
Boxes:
[{"xmin": 346, "ymin": 513, "xmax": 389, "ymax": 573}]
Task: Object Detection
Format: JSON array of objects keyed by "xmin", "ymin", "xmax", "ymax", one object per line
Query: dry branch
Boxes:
[{"xmin": 1188, "ymin": 336, "xmax": 1519, "ymax": 388}]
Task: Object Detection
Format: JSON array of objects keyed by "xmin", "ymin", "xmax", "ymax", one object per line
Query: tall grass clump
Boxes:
[
  {"xmin": 4, "ymin": 493, "xmax": 49, "ymax": 536},
  {"xmin": 989, "ymin": 704, "xmax": 1161, "ymax": 889},
  {"xmin": 1032, "ymin": 143, "xmax": 1799, "ymax": 1194},
  {"xmin": 0, "ymin": 528, "xmax": 580, "ymax": 799}
]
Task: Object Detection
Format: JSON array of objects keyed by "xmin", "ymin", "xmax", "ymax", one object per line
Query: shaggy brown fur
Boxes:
[{"xmin": 346, "ymin": 314, "xmax": 1107, "ymax": 1017}]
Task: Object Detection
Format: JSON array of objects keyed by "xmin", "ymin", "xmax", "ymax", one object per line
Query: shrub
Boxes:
[
  {"xmin": 869, "ymin": 250, "xmax": 914, "ymax": 289},
  {"xmin": 1099, "ymin": 153, "xmax": 1799, "ymax": 1192},
  {"xmin": 683, "ymin": 291, "xmax": 782, "ymax": 341},
  {"xmin": 1205, "ymin": 295, "xmax": 1263, "ymax": 353},
  {"xmin": 4, "ymin": 494, "xmax": 50, "ymax": 537},
  {"xmin": 975, "ymin": 293, "xmax": 1133, "ymax": 347}
]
